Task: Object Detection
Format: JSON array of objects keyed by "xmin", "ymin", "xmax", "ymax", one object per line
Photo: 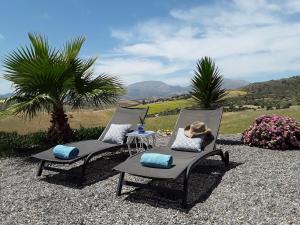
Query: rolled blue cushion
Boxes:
[
  {"xmin": 140, "ymin": 153, "xmax": 173, "ymax": 169},
  {"xmin": 53, "ymin": 145, "xmax": 79, "ymax": 160}
]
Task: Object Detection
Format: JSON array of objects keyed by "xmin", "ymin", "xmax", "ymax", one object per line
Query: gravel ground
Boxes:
[{"xmin": 0, "ymin": 134, "xmax": 299, "ymax": 225}]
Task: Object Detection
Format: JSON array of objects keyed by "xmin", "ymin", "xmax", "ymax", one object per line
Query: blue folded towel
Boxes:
[
  {"xmin": 140, "ymin": 153, "xmax": 173, "ymax": 169},
  {"xmin": 53, "ymin": 145, "xmax": 79, "ymax": 160}
]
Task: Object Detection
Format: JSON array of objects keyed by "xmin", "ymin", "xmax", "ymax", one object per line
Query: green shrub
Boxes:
[
  {"xmin": 266, "ymin": 105, "xmax": 273, "ymax": 110},
  {"xmin": 157, "ymin": 108, "xmax": 181, "ymax": 117},
  {"xmin": 0, "ymin": 131, "xmax": 48, "ymax": 157},
  {"xmin": 73, "ymin": 126, "xmax": 105, "ymax": 141},
  {"xmin": 0, "ymin": 126, "xmax": 105, "ymax": 157},
  {"xmin": 281, "ymin": 102, "xmax": 292, "ymax": 109}
]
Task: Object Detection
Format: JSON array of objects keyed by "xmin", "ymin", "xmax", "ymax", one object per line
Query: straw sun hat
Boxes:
[{"xmin": 184, "ymin": 121, "xmax": 212, "ymax": 138}]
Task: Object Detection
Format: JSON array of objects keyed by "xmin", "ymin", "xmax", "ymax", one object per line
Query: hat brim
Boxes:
[{"xmin": 184, "ymin": 126, "xmax": 212, "ymax": 138}]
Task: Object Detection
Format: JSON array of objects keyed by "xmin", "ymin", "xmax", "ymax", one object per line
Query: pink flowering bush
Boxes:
[{"xmin": 242, "ymin": 115, "xmax": 300, "ymax": 150}]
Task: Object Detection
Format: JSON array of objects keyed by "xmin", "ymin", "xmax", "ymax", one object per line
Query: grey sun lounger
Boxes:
[
  {"xmin": 113, "ymin": 108, "xmax": 228, "ymax": 208},
  {"xmin": 32, "ymin": 107, "xmax": 149, "ymax": 179}
]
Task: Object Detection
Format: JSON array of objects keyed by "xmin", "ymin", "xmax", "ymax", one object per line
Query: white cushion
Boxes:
[
  {"xmin": 102, "ymin": 124, "xmax": 132, "ymax": 144},
  {"xmin": 171, "ymin": 128, "xmax": 204, "ymax": 152}
]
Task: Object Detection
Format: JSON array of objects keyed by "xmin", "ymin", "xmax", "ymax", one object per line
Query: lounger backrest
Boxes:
[
  {"xmin": 98, "ymin": 107, "xmax": 149, "ymax": 141},
  {"xmin": 167, "ymin": 108, "xmax": 223, "ymax": 151}
]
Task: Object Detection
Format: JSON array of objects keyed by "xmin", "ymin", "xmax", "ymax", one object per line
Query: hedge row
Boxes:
[{"xmin": 0, "ymin": 126, "xmax": 105, "ymax": 157}]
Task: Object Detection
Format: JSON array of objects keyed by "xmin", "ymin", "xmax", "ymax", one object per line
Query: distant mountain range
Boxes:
[
  {"xmin": 223, "ymin": 78, "xmax": 250, "ymax": 89},
  {"xmin": 124, "ymin": 78, "xmax": 250, "ymax": 100},
  {"xmin": 0, "ymin": 93, "xmax": 12, "ymax": 99},
  {"xmin": 124, "ymin": 81, "xmax": 188, "ymax": 100}
]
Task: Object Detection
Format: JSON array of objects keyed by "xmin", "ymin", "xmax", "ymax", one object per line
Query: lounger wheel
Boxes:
[{"xmin": 224, "ymin": 151, "xmax": 229, "ymax": 167}]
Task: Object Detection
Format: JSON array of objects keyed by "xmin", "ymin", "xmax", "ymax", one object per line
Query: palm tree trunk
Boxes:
[{"xmin": 47, "ymin": 106, "xmax": 73, "ymax": 143}]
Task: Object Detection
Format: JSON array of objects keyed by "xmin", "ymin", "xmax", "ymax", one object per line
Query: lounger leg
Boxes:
[
  {"xmin": 80, "ymin": 153, "xmax": 95, "ymax": 180},
  {"xmin": 182, "ymin": 170, "xmax": 189, "ymax": 208},
  {"xmin": 218, "ymin": 150, "xmax": 229, "ymax": 167},
  {"xmin": 81, "ymin": 159, "xmax": 89, "ymax": 179},
  {"xmin": 37, "ymin": 160, "xmax": 45, "ymax": 177},
  {"xmin": 116, "ymin": 172, "xmax": 125, "ymax": 196}
]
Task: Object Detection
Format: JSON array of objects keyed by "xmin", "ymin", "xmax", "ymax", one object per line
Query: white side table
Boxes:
[{"xmin": 126, "ymin": 131, "xmax": 156, "ymax": 156}]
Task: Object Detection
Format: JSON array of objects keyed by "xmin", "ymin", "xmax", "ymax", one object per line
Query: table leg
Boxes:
[
  {"xmin": 135, "ymin": 137, "xmax": 138, "ymax": 150},
  {"xmin": 127, "ymin": 136, "xmax": 133, "ymax": 156},
  {"xmin": 145, "ymin": 137, "xmax": 150, "ymax": 150},
  {"xmin": 152, "ymin": 135, "xmax": 156, "ymax": 147},
  {"xmin": 140, "ymin": 137, "xmax": 144, "ymax": 149}
]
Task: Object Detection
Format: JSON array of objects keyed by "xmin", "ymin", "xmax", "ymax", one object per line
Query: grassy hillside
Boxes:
[
  {"xmin": 221, "ymin": 76, "xmax": 300, "ymax": 109},
  {"xmin": 0, "ymin": 106, "xmax": 299, "ymax": 134},
  {"xmin": 242, "ymin": 76, "xmax": 300, "ymax": 96},
  {"xmin": 236, "ymin": 76, "xmax": 300, "ymax": 106},
  {"xmin": 135, "ymin": 90, "xmax": 248, "ymax": 115},
  {"xmin": 132, "ymin": 76, "xmax": 300, "ymax": 115}
]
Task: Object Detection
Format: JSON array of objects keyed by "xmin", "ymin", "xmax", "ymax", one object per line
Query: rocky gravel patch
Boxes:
[{"xmin": 0, "ymin": 134, "xmax": 299, "ymax": 225}]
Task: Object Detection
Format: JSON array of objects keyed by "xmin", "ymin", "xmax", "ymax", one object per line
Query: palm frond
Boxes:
[
  {"xmin": 67, "ymin": 73, "xmax": 125, "ymax": 108},
  {"xmin": 5, "ymin": 94, "xmax": 55, "ymax": 119},
  {"xmin": 63, "ymin": 36, "xmax": 85, "ymax": 62}
]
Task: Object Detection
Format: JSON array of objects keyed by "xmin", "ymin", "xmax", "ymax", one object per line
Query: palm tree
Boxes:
[
  {"xmin": 3, "ymin": 33, "xmax": 124, "ymax": 143},
  {"xmin": 190, "ymin": 57, "xmax": 227, "ymax": 109}
]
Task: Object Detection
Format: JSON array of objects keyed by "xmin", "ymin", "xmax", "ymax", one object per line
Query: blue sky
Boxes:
[{"xmin": 1, "ymin": 0, "xmax": 300, "ymax": 94}]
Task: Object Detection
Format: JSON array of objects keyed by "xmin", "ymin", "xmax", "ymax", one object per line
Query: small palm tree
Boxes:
[
  {"xmin": 190, "ymin": 57, "xmax": 227, "ymax": 108},
  {"xmin": 3, "ymin": 33, "xmax": 124, "ymax": 143}
]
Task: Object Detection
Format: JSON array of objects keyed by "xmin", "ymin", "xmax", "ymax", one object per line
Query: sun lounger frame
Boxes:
[
  {"xmin": 114, "ymin": 108, "xmax": 228, "ymax": 208},
  {"xmin": 32, "ymin": 106, "xmax": 149, "ymax": 180}
]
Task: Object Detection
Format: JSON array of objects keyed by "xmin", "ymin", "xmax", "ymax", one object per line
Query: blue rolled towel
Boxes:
[
  {"xmin": 53, "ymin": 145, "xmax": 79, "ymax": 160},
  {"xmin": 140, "ymin": 153, "xmax": 173, "ymax": 169}
]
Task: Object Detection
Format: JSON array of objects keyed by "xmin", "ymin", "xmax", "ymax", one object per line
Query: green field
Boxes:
[
  {"xmin": 0, "ymin": 107, "xmax": 15, "ymax": 119},
  {"xmin": 220, "ymin": 106, "xmax": 300, "ymax": 133},
  {"xmin": 0, "ymin": 109, "xmax": 114, "ymax": 134},
  {"xmin": 137, "ymin": 98, "xmax": 195, "ymax": 115},
  {"xmin": 225, "ymin": 90, "xmax": 247, "ymax": 98},
  {"xmin": 145, "ymin": 106, "xmax": 300, "ymax": 134}
]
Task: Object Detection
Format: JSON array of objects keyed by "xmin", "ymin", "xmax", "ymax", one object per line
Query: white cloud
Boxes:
[
  {"xmin": 283, "ymin": 0, "xmax": 300, "ymax": 14},
  {"xmin": 0, "ymin": 79, "xmax": 13, "ymax": 94},
  {"xmin": 104, "ymin": 0, "xmax": 300, "ymax": 85},
  {"xmin": 95, "ymin": 57, "xmax": 188, "ymax": 84},
  {"xmin": 163, "ymin": 75, "xmax": 193, "ymax": 86}
]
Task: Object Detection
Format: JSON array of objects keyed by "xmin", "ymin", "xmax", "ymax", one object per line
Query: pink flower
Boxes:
[{"xmin": 242, "ymin": 114, "xmax": 300, "ymax": 150}]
